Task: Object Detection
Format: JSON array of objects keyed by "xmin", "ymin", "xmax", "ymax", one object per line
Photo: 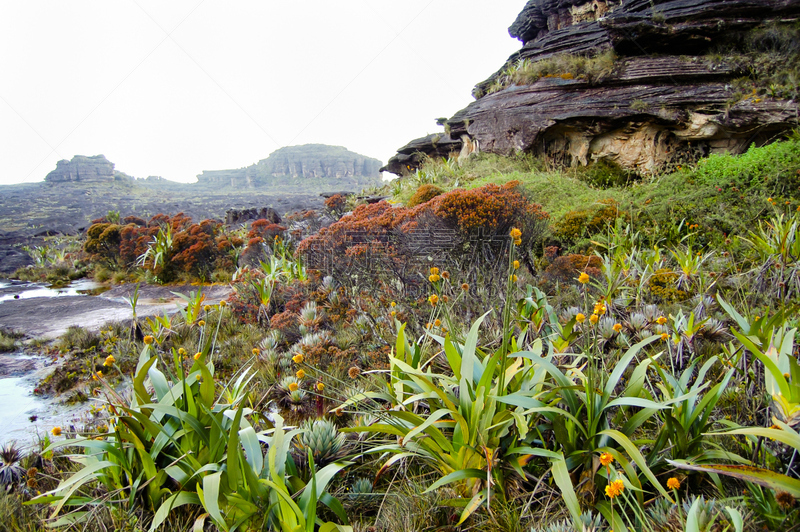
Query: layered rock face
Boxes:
[
  {"xmin": 196, "ymin": 144, "xmax": 383, "ymax": 189},
  {"xmin": 45, "ymin": 155, "xmax": 116, "ymax": 183},
  {"xmin": 384, "ymin": 0, "xmax": 800, "ymax": 175}
]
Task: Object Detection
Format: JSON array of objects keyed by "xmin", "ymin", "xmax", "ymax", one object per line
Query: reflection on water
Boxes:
[{"xmin": 0, "ymin": 279, "xmax": 109, "ymax": 303}]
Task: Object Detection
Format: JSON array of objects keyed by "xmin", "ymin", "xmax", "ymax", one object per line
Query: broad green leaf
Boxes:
[
  {"xmin": 667, "ymin": 459, "xmax": 800, "ymax": 497},
  {"xmin": 202, "ymin": 471, "xmax": 228, "ymax": 531},
  {"xmin": 150, "ymin": 492, "xmax": 201, "ymax": 532}
]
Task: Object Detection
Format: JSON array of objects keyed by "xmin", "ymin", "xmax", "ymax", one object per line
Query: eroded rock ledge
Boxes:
[{"xmin": 383, "ymin": 0, "xmax": 800, "ymax": 176}]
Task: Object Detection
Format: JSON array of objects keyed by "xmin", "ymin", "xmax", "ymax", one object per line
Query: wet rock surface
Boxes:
[{"xmin": 0, "ymin": 282, "xmax": 232, "ymax": 340}]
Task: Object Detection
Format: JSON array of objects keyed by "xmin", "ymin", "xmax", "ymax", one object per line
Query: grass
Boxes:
[
  {"xmin": 387, "ymin": 134, "xmax": 800, "ymax": 251},
  {"xmin": 0, "ymin": 329, "xmax": 23, "ymax": 353}
]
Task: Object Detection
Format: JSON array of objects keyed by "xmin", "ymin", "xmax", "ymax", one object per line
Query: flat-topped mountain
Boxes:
[
  {"xmin": 45, "ymin": 155, "xmax": 122, "ymax": 184},
  {"xmin": 196, "ymin": 144, "xmax": 383, "ymax": 189}
]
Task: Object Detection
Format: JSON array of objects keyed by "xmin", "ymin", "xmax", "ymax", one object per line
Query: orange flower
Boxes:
[
  {"xmin": 575, "ymin": 313, "xmax": 586, "ymax": 323},
  {"xmin": 613, "ymin": 323, "xmax": 622, "ymax": 333},
  {"xmin": 434, "ymin": 319, "xmax": 442, "ymax": 327},
  {"xmin": 194, "ymin": 352, "xmax": 202, "ymax": 360},
  {"xmin": 103, "ymin": 355, "xmax": 115, "ymax": 367},
  {"xmin": 288, "ymin": 382, "xmax": 299, "ymax": 392},
  {"xmin": 348, "ymin": 366, "xmax": 361, "ymax": 379},
  {"xmin": 656, "ymin": 316, "xmax": 667, "ymax": 325},
  {"xmin": 428, "ymin": 294, "xmax": 439, "ymax": 306},
  {"xmin": 660, "ymin": 333, "xmax": 669, "ymax": 341},
  {"xmin": 51, "ymin": 427, "xmax": 62, "ymax": 436},
  {"xmin": 252, "ymin": 348, "xmax": 260, "ymax": 356},
  {"xmin": 667, "ymin": 477, "xmax": 681, "ymax": 490},
  {"xmin": 143, "ymin": 335, "xmax": 154, "ymax": 345},
  {"xmin": 292, "ymin": 353, "xmax": 304, "ymax": 364},
  {"xmin": 296, "ymin": 369, "xmax": 306, "ymax": 379},
  {"xmin": 461, "ymin": 283, "xmax": 469, "ymax": 291},
  {"xmin": 578, "ymin": 272, "xmax": 590, "ymax": 284},
  {"xmin": 589, "ymin": 314, "xmax": 599, "ymax": 324},
  {"xmin": 599, "ymin": 452, "xmax": 614, "ymax": 466},
  {"xmin": 605, "ymin": 479, "xmax": 625, "ymax": 498}
]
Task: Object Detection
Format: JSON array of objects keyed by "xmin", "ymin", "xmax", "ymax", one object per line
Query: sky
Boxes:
[{"xmin": 0, "ymin": 1, "xmax": 525, "ymax": 185}]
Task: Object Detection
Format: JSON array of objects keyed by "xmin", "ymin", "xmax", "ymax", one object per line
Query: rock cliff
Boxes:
[
  {"xmin": 383, "ymin": 0, "xmax": 800, "ymax": 176},
  {"xmin": 196, "ymin": 144, "xmax": 383, "ymax": 189},
  {"xmin": 45, "ymin": 155, "xmax": 117, "ymax": 183}
]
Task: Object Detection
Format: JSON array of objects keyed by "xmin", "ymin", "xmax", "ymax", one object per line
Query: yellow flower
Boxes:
[
  {"xmin": 198, "ymin": 320, "xmax": 206, "ymax": 327},
  {"xmin": 667, "ymin": 477, "xmax": 681, "ymax": 490},
  {"xmin": 292, "ymin": 353, "xmax": 304, "ymax": 364},
  {"xmin": 599, "ymin": 452, "xmax": 614, "ymax": 466},
  {"xmin": 252, "ymin": 348, "xmax": 260, "ymax": 356},
  {"xmin": 594, "ymin": 302, "xmax": 606, "ymax": 315},
  {"xmin": 589, "ymin": 314, "xmax": 599, "ymax": 324},
  {"xmin": 613, "ymin": 323, "xmax": 622, "ymax": 333},
  {"xmin": 660, "ymin": 333, "xmax": 669, "ymax": 341},
  {"xmin": 103, "ymin": 355, "xmax": 115, "ymax": 367},
  {"xmin": 510, "ymin": 274, "xmax": 518, "ymax": 282},
  {"xmin": 93, "ymin": 371, "xmax": 103, "ymax": 381},
  {"xmin": 434, "ymin": 319, "xmax": 442, "ymax": 327},
  {"xmin": 316, "ymin": 382, "xmax": 324, "ymax": 392},
  {"xmin": 288, "ymin": 382, "xmax": 299, "ymax": 392},
  {"xmin": 510, "ymin": 228, "xmax": 522, "ymax": 240},
  {"xmin": 656, "ymin": 316, "xmax": 667, "ymax": 325},
  {"xmin": 391, "ymin": 310, "xmax": 396, "ymax": 317},
  {"xmin": 219, "ymin": 300, "xmax": 227, "ymax": 307},
  {"xmin": 426, "ymin": 322, "xmax": 433, "ymax": 329},
  {"xmin": 204, "ymin": 305, "xmax": 211, "ymax": 312},
  {"xmin": 178, "ymin": 348, "xmax": 187, "ymax": 356},
  {"xmin": 428, "ymin": 294, "xmax": 439, "ymax": 306},
  {"xmin": 605, "ymin": 479, "xmax": 625, "ymax": 499},
  {"xmin": 194, "ymin": 352, "xmax": 202, "ymax": 360},
  {"xmin": 296, "ymin": 369, "xmax": 306, "ymax": 379},
  {"xmin": 429, "ymin": 274, "xmax": 441, "ymax": 282},
  {"xmin": 143, "ymin": 335, "xmax": 154, "ymax": 345},
  {"xmin": 576, "ymin": 313, "xmax": 586, "ymax": 323},
  {"xmin": 430, "ymin": 267, "xmax": 440, "ymax": 275},
  {"xmin": 513, "ymin": 260, "xmax": 520, "ymax": 270},
  {"xmin": 390, "ymin": 301, "xmax": 396, "ymax": 308},
  {"xmin": 51, "ymin": 427, "xmax": 62, "ymax": 436},
  {"xmin": 578, "ymin": 272, "xmax": 590, "ymax": 284}
]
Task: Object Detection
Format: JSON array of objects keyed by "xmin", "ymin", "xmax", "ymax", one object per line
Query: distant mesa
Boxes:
[
  {"xmin": 195, "ymin": 144, "xmax": 383, "ymax": 189},
  {"xmin": 45, "ymin": 155, "xmax": 122, "ymax": 184}
]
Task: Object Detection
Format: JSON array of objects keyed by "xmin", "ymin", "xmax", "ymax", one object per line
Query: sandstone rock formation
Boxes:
[
  {"xmin": 45, "ymin": 155, "xmax": 116, "ymax": 183},
  {"xmin": 384, "ymin": 0, "xmax": 800, "ymax": 175},
  {"xmin": 196, "ymin": 144, "xmax": 384, "ymax": 189}
]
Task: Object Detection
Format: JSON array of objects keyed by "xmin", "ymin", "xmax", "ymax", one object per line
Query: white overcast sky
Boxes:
[{"xmin": 0, "ymin": 1, "xmax": 524, "ymax": 185}]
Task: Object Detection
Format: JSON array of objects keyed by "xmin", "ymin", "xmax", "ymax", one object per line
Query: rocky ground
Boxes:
[{"xmin": 0, "ymin": 180, "xmax": 327, "ymax": 274}]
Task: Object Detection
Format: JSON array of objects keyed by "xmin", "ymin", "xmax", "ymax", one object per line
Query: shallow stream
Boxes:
[{"xmin": 0, "ymin": 279, "xmax": 109, "ymax": 448}]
